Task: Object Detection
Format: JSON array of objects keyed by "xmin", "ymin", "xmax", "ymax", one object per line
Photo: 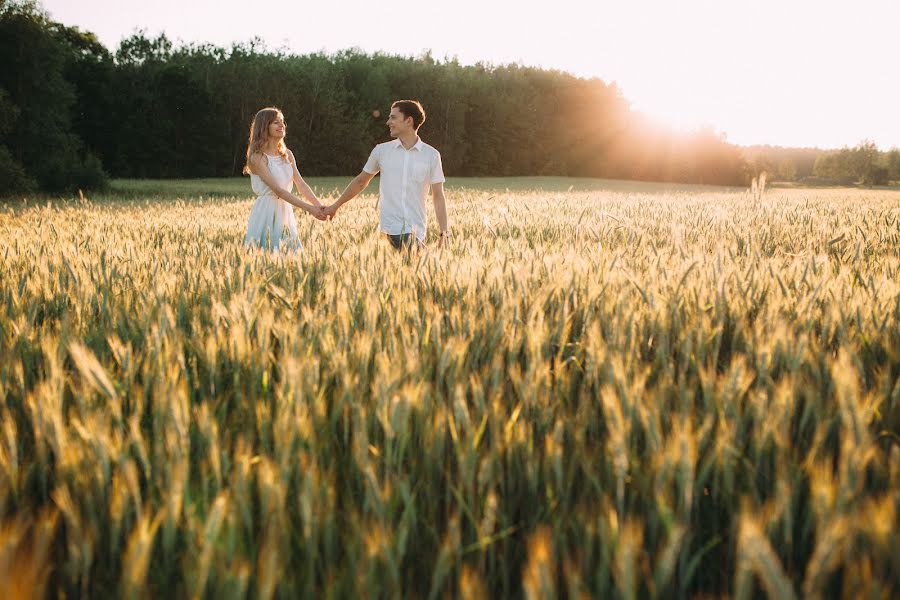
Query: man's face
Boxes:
[{"xmin": 387, "ymin": 107, "xmax": 412, "ymax": 138}]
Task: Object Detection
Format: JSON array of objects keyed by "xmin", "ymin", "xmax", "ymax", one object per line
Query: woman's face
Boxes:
[{"xmin": 268, "ymin": 114, "xmax": 286, "ymax": 140}]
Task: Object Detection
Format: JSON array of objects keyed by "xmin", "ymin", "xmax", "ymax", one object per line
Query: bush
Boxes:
[
  {"xmin": 73, "ymin": 151, "xmax": 108, "ymax": 192},
  {"xmin": 0, "ymin": 145, "xmax": 36, "ymax": 196},
  {"xmin": 34, "ymin": 145, "xmax": 108, "ymax": 194},
  {"xmin": 862, "ymin": 166, "xmax": 890, "ymax": 186}
]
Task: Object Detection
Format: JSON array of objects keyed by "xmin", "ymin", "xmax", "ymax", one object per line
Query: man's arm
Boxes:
[
  {"xmin": 326, "ymin": 170, "xmax": 376, "ymax": 217},
  {"xmin": 432, "ymin": 182, "xmax": 450, "ymax": 246}
]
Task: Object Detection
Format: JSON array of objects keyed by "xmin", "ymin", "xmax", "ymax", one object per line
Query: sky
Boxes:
[{"xmin": 41, "ymin": 0, "xmax": 900, "ymax": 149}]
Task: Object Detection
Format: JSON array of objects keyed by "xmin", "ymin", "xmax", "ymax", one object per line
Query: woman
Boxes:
[{"xmin": 243, "ymin": 107, "xmax": 325, "ymax": 251}]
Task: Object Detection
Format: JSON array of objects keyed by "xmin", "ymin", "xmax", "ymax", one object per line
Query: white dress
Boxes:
[{"xmin": 244, "ymin": 153, "xmax": 301, "ymax": 251}]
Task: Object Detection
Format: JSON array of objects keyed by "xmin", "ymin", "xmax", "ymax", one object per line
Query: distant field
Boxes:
[
  {"xmin": 5, "ymin": 176, "xmax": 892, "ymax": 205},
  {"xmin": 103, "ymin": 175, "xmax": 743, "ymax": 200},
  {"xmin": 1, "ymin": 183, "xmax": 898, "ymax": 597}
]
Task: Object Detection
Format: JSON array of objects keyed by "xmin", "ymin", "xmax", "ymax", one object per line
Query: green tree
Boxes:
[
  {"xmin": 886, "ymin": 148, "xmax": 900, "ymax": 181},
  {"xmin": 4, "ymin": 0, "xmax": 754, "ymax": 189},
  {"xmin": 0, "ymin": 86, "xmax": 35, "ymax": 193},
  {"xmin": 852, "ymin": 139, "xmax": 879, "ymax": 183},
  {"xmin": 0, "ymin": 0, "xmax": 106, "ymax": 193},
  {"xmin": 55, "ymin": 23, "xmax": 115, "ymax": 167}
]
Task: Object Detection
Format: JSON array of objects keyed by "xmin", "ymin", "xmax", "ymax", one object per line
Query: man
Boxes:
[{"xmin": 324, "ymin": 100, "xmax": 450, "ymax": 249}]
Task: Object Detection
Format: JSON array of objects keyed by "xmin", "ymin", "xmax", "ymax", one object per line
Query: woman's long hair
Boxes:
[{"xmin": 243, "ymin": 107, "xmax": 288, "ymax": 175}]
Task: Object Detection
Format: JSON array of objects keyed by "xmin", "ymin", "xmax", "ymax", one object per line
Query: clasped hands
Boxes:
[{"xmin": 309, "ymin": 202, "xmax": 340, "ymax": 221}]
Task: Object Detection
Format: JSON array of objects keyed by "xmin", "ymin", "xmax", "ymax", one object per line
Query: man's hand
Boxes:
[
  {"xmin": 311, "ymin": 205, "xmax": 328, "ymax": 221},
  {"xmin": 438, "ymin": 231, "xmax": 451, "ymax": 248},
  {"xmin": 323, "ymin": 203, "xmax": 339, "ymax": 219}
]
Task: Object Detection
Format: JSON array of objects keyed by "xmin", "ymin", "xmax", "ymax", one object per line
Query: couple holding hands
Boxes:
[{"xmin": 243, "ymin": 99, "xmax": 450, "ymax": 252}]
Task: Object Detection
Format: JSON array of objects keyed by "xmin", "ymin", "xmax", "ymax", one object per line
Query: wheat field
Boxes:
[{"xmin": 1, "ymin": 183, "xmax": 898, "ymax": 598}]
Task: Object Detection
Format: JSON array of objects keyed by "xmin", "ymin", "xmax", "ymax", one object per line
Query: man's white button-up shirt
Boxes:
[{"xmin": 363, "ymin": 138, "xmax": 445, "ymax": 241}]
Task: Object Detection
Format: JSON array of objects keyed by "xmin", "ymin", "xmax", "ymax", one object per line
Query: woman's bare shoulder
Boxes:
[{"xmin": 248, "ymin": 152, "xmax": 267, "ymax": 172}]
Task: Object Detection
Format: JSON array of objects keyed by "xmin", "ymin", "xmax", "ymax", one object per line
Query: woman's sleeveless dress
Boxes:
[{"xmin": 244, "ymin": 153, "xmax": 301, "ymax": 251}]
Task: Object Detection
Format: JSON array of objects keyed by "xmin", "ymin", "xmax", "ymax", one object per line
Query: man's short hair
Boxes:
[{"xmin": 391, "ymin": 100, "xmax": 426, "ymax": 130}]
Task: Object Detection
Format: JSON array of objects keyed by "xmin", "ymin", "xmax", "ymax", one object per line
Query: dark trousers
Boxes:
[{"xmin": 386, "ymin": 233, "xmax": 424, "ymax": 251}]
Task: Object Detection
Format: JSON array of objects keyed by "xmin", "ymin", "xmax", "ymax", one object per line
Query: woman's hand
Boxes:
[
  {"xmin": 309, "ymin": 204, "xmax": 328, "ymax": 221},
  {"xmin": 322, "ymin": 203, "xmax": 339, "ymax": 219}
]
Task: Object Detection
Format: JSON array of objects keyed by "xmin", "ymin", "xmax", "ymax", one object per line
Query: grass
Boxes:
[
  {"xmin": 100, "ymin": 175, "xmax": 742, "ymax": 201},
  {"xmin": 0, "ymin": 179, "xmax": 898, "ymax": 598}
]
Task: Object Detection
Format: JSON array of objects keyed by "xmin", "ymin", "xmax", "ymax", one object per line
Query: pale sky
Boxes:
[{"xmin": 42, "ymin": 0, "xmax": 900, "ymax": 149}]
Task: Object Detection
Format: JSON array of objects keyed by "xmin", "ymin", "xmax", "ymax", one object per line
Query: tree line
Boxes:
[
  {"xmin": 745, "ymin": 142, "xmax": 900, "ymax": 186},
  {"xmin": 810, "ymin": 141, "xmax": 899, "ymax": 186},
  {"xmin": 2, "ymin": 1, "xmax": 895, "ymax": 195}
]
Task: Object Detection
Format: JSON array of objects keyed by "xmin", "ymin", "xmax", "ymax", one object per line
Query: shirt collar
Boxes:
[{"xmin": 393, "ymin": 137, "xmax": 424, "ymax": 151}]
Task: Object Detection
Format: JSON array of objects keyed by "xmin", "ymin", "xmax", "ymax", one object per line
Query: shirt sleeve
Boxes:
[
  {"xmin": 430, "ymin": 151, "xmax": 446, "ymax": 184},
  {"xmin": 362, "ymin": 146, "xmax": 381, "ymax": 174}
]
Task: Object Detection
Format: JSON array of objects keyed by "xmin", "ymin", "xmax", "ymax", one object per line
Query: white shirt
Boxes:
[{"xmin": 363, "ymin": 138, "xmax": 445, "ymax": 241}]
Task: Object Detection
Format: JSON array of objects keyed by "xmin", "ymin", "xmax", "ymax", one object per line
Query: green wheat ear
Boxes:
[{"xmin": 0, "ymin": 184, "xmax": 897, "ymax": 597}]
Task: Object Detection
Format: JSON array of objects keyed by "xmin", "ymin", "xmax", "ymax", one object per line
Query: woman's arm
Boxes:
[
  {"xmin": 287, "ymin": 150, "xmax": 322, "ymax": 206},
  {"xmin": 248, "ymin": 153, "xmax": 319, "ymax": 215}
]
